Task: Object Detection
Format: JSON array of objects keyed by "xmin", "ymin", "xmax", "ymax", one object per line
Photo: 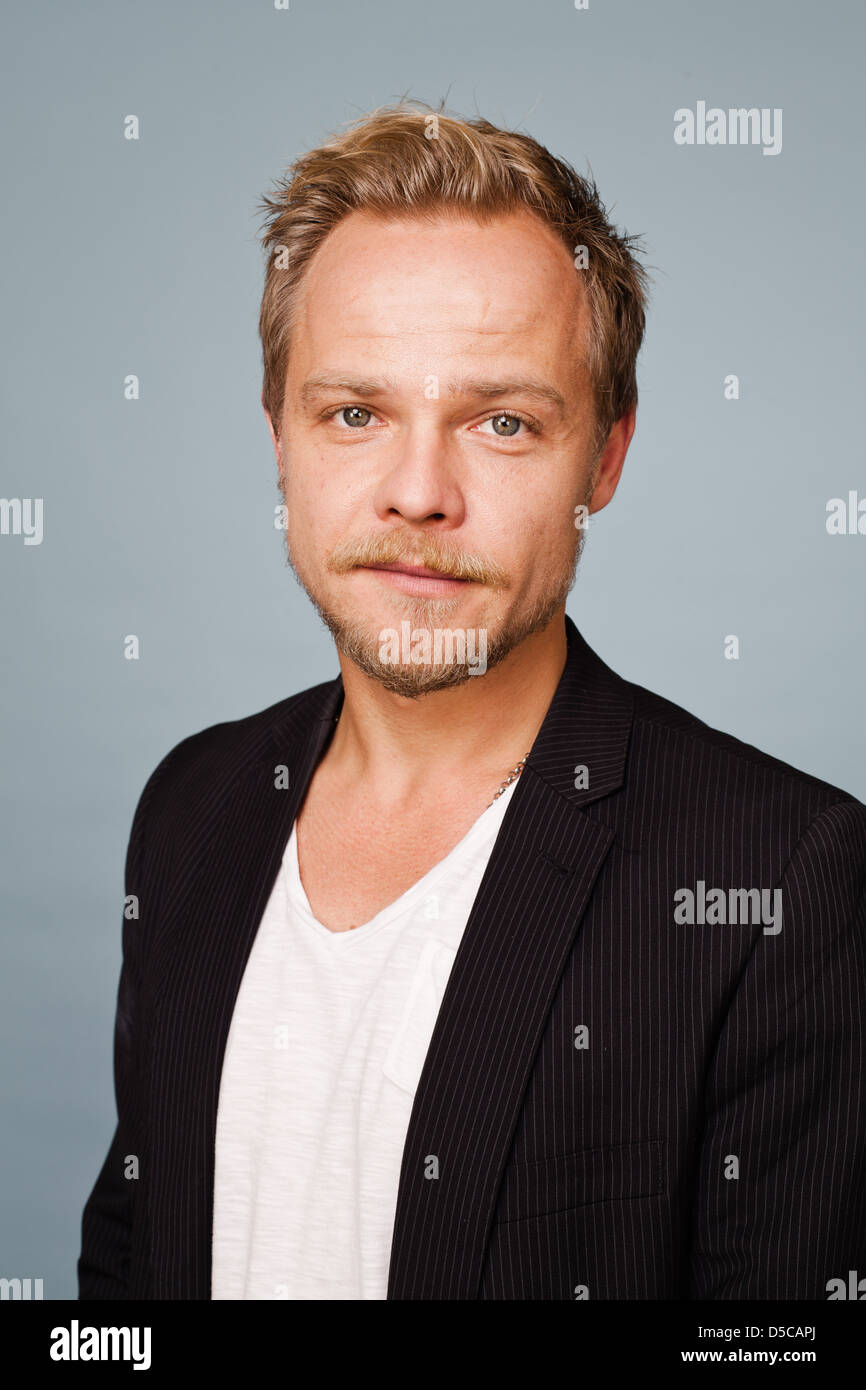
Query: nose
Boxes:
[{"xmin": 370, "ymin": 421, "xmax": 467, "ymax": 530}]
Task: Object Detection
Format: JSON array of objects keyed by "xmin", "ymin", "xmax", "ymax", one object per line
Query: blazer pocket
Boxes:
[
  {"xmin": 382, "ymin": 938, "xmax": 458, "ymax": 1096},
  {"xmin": 495, "ymin": 1139, "xmax": 665, "ymax": 1224}
]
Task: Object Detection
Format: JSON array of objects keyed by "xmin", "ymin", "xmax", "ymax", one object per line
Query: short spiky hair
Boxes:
[{"xmin": 258, "ymin": 99, "xmax": 649, "ymax": 451}]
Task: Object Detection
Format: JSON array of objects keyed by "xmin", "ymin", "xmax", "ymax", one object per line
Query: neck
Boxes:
[{"xmin": 326, "ymin": 610, "xmax": 568, "ymax": 808}]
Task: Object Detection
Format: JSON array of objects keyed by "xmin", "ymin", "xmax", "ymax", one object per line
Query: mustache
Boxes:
[{"xmin": 326, "ymin": 532, "xmax": 510, "ymax": 587}]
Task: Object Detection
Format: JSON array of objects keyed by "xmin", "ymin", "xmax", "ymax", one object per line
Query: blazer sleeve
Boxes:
[
  {"xmin": 688, "ymin": 798, "xmax": 866, "ymax": 1298},
  {"xmin": 77, "ymin": 749, "xmax": 176, "ymax": 1299}
]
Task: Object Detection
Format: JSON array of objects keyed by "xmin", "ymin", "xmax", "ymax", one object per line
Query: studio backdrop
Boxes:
[{"xmin": 1, "ymin": 0, "xmax": 863, "ymax": 1298}]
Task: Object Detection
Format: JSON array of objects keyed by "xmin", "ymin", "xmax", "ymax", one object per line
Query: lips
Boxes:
[{"xmin": 363, "ymin": 562, "xmax": 466, "ymax": 582}]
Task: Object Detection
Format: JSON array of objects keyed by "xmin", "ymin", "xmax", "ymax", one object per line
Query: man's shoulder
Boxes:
[
  {"xmin": 619, "ymin": 670, "xmax": 865, "ymax": 842},
  {"xmin": 130, "ymin": 676, "xmax": 339, "ymax": 833}
]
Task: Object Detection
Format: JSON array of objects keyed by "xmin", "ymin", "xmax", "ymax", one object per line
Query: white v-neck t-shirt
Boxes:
[{"xmin": 210, "ymin": 776, "xmax": 519, "ymax": 1300}]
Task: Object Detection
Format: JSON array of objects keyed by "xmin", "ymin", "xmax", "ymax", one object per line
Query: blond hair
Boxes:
[{"xmin": 258, "ymin": 99, "xmax": 649, "ymax": 452}]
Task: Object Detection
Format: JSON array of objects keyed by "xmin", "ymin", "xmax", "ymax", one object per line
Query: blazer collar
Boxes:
[{"xmin": 521, "ymin": 613, "xmax": 633, "ymax": 809}]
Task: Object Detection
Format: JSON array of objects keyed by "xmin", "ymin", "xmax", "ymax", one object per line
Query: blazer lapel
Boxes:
[{"xmin": 387, "ymin": 616, "xmax": 634, "ymax": 1298}]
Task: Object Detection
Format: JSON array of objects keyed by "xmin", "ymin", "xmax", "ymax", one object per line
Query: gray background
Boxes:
[{"xmin": 1, "ymin": 0, "xmax": 863, "ymax": 1298}]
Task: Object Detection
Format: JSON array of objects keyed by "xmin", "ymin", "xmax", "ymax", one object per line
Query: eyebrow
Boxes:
[{"xmin": 299, "ymin": 372, "xmax": 569, "ymax": 417}]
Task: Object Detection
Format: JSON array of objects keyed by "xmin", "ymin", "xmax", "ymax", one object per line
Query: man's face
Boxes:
[{"xmin": 269, "ymin": 207, "xmax": 609, "ymax": 696}]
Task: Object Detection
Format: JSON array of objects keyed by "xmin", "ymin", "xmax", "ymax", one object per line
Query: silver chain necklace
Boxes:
[{"xmin": 490, "ymin": 753, "xmax": 531, "ymax": 806}]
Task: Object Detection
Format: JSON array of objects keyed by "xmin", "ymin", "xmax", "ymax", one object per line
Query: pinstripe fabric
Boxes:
[{"xmin": 78, "ymin": 616, "xmax": 866, "ymax": 1299}]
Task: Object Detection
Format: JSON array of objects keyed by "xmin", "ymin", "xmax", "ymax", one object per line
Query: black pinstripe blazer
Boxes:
[{"xmin": 78, "ymin": 615, "xmax": 866, "ymax": 1299}]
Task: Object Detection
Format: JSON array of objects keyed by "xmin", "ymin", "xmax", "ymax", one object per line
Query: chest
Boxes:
[{"xmin": 295, "ymin": 791, "xmax": 495, "ymax": 932}]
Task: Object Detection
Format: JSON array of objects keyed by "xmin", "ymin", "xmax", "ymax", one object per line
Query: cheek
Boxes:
[
  {"xmin": 523, "ymin": 510, "xmax": 581, "ymax": 581},
  {"xmin": 283, "ymin": 462, "xmax": 361, "ymax": 562},
  {"xmin": 285, "ymin": 439, "xmax": 364, "ymax": 512},
  {"xmin": 522, "ymin": 500, "xmax": 574, "ymax": 553},
  {"xmin": 281, "ymin": 468, "xmax": 319, "ymax": 561},
  {"xmin": 282, "ymin": 451, "xmax": 329, "ymax": 536}
]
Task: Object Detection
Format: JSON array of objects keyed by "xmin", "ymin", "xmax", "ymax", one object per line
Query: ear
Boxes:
[
  {"xmin": 588, "ymin": 405, "xmax": 636, "ymax": 515},
  {"xmin": 263, "ymin": 392, "xmax": 283, "ymax": 474}
]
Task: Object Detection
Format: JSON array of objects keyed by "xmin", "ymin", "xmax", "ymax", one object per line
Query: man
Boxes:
[{"xmin": 79, "ymin": 100, "xmax": 866, "ymax": 1300}]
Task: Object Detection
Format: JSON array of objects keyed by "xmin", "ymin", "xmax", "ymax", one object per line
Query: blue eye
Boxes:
[
  {"xmin": 476, "ymin": 412, "xmax": 538, "ymax": 437},
  {"xmin": 479, "ymin": 413, "xmax": 522, "ymax": 437}
]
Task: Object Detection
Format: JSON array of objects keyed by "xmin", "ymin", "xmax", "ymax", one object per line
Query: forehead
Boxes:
[{"xmin": 290, "ymin": 207, "xmax": 589, "ymax": 381}]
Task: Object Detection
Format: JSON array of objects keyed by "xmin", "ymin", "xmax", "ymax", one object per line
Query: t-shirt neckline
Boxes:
[{"xmin": 283, "ymin": 776, "xmax": 519, "ymax": 947}]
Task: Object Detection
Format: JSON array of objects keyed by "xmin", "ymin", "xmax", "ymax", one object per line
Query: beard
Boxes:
[{"xmin": 283, "ymin": 513, "xmax": 588, "ymax": 699}]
